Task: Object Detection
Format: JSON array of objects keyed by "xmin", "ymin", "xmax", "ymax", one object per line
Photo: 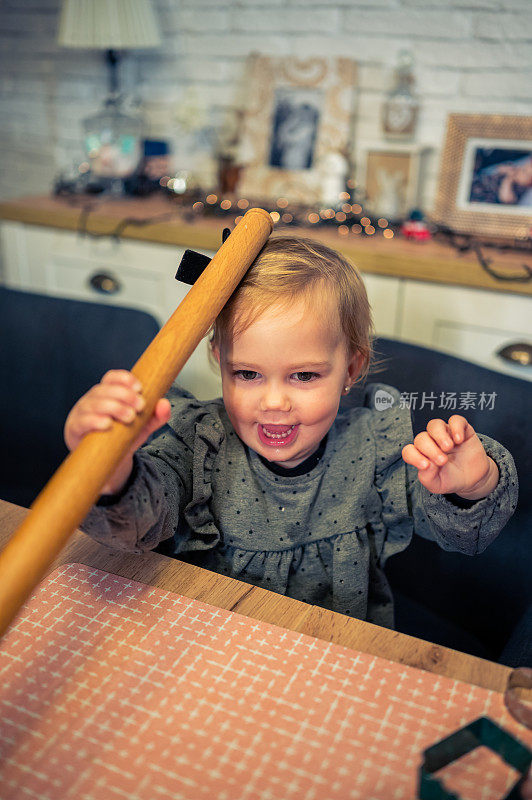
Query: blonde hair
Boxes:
[{"xmin": 209, "ymin": 235, "xmax": 374, "ymax": 381}]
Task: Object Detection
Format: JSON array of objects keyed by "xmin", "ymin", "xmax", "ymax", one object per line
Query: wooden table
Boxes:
[{"xmin": 0, "ymin": 498, "xmax": 512, "ymax": 694}]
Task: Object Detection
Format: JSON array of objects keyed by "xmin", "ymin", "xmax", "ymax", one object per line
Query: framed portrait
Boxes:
[
  {"xmin": 360, "ymin": 145, "xmax": 430, "ymax": 221},
  {"xmin": 238, "ymin": 54, "xmax": 358, "ymax": 204},
  {"xmin": 433, "ymin": 113, "xmax": 532, "ymax": 240}
]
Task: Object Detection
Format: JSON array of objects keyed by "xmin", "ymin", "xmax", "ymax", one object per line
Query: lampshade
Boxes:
[{"xmin": 58, "ymin": 0, "xmax": 161, "ymax": 50}]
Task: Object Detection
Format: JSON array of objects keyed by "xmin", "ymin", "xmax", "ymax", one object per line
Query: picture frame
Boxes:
[
  {"xmin": 237, "ymin": 54, "xmax": 358, "ymax": 205},
  {"xmin": 360, "ymin": 144, "xmax": 430, "ymax": 221},
  {"xmin": 433, "ymin": 113, "xmax": 532, "ymax": 240}
]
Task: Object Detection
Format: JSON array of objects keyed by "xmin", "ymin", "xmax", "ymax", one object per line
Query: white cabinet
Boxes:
[
  {"xmin": 1, "ymin": 221, "xmax": 531, "ymax": 396},
  {"xmin": 361, "ymin": 273, "xmax": 402, "ymax": 338},
  {"xmin": 399, "ymin": 281, "xmax": 532, "ymax": 381},
  {"xmin": 1, "ymin": 221, "xmax": 191, "ymax": 322}
]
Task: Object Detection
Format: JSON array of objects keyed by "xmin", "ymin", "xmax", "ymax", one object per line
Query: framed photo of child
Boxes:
[
  {"xmin": 237, "ymin": 54, "xmax": 358, "ymax": 205},
  {"xmin": 433, "ymin": 113, "xmax": 532, "ymax": 241}
]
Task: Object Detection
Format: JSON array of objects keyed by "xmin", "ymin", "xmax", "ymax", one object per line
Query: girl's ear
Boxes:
[
  {"xmin": 345, "ymin": 350, "xmax": 364, "ymax": 385},
  {"xmin": 211, "ymin": 342, "xmax": 221, "ymax": 366}
]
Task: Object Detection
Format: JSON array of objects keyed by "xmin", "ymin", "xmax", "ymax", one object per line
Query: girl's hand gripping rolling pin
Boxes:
[{"xmin": 0, "ymin": 208, "xmax": 273, "ymax": 640}]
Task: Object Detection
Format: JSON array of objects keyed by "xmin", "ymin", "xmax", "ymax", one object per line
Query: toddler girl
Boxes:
[{"xmin": 65, "ymin": 236, "xmax": 517, "ymax": 626}]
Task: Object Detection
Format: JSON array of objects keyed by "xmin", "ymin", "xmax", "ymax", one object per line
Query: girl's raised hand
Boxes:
[
  {"xmin": 64, "ymin": 370, "xmax": 171, "ymax": 494},
  {"xmin": 401, "ymin": 414, "xmax": 499, "ymax": 499}
]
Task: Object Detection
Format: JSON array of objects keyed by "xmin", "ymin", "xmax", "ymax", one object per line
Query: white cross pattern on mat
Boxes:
[{"xmin": 0, "ymin": 564, "xmax": 529, "ymax": 799}]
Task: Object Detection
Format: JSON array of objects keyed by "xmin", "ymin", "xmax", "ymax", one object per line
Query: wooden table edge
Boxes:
[
  {"xmin": 0, "ymin": 499, "xmax": 511, "ymax": 694},
  {"xmin": 1, "ymin": 195, "xmax": 530, "ymax": 297}
]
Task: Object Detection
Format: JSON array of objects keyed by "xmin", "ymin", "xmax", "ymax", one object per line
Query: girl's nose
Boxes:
[{"xmin": 259, "ymin": 384, "xmax": 291, "ymax": 412}]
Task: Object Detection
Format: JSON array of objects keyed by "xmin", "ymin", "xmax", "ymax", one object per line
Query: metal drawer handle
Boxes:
[
  {"xmin": 496, "ymin": 342, "xmax": 532, "ymax": 367},
  {"xmin": 88, "ymin": 272, "xmax": 121, "ymax": 295}
]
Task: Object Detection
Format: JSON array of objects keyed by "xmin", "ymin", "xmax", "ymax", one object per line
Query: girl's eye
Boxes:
[
  {"xmin": 293, "ymin": 372, "xmax": 319, "ymax": 382},
  {"xmin": 234, "ymin": 370, "xmax": 258, "ymax": 381}
]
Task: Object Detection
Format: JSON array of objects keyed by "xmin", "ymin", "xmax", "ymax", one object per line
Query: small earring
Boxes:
[{"xmin": 344, "ymin": 385, "xmax": 351, "ymax": 394}]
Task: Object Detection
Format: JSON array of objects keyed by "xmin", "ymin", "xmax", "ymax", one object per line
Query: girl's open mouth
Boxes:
[{"xmin": 257, "ymin": 423, "xmax": 299, "ymax": 447}]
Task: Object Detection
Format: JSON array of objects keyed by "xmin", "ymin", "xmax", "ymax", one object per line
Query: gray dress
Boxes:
[{"xmin": 81, "ymin": 383, "xmax": 518, "ymax": 627}]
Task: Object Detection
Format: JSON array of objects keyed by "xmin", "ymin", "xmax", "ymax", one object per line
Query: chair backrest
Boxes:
[
  {"xmin": 0, "ymin": 287, "xmax": 160, "ymax": 507},
  {"xmin": 344, "ymin": 337, "xmax": 531, "ymax": 659}
]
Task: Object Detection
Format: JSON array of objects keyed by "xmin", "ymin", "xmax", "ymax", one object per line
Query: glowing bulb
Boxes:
[
  {"xmin": 308, "ymin": 212, "xmax": 320, "ymax": 224},
  {"xmin": 351, "ymin": 224, "xmax": 362, "ymax": 235},
  {"xmin": 365, "ymin": 225, "xmax": 375, "ymax": 235},
  {"xmin": 237, "ymin": 198, "xmax": 249, "ymax": 209},
  {"xmin": 173, "ymin": 176, "xmax": 187, "ymax": 193},
  {"xmin": 338, "ymin": 225, "xmax": 349, "ymax": 236},
  {"xmin": 383, "ymin": 229, "xmax": 394, "ymax": 239},
  {"xmin": 277, "ymin": 198, "xmax": 289, "ymax": 208},
  {"xmin": 220, "ymin": 199, "xmax": 232, "ymax": 210},
  {"xmin": 206, "ymin": 194, "xmax": 217, "ymax": 204},
  {"xmin": 352, "ymin": 204, "xmax": 362, "ymax": 214},
  {"xmin": 378, "ymin": 218, "xmax": 388, "ymax": 228},
  {"xmin": 270, "ymin": 211, "xmax": 281, "ymax": 223}
]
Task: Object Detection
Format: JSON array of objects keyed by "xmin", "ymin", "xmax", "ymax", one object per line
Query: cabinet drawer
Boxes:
[
  {"xmin": 45, "ymin": 253, "xmax": 163, "ymax": 319},
  {"xmin": 400, "ymin": 281, "xmax": 532, "ymax": 379},
  {"xmin": 49, "ymin": 229, "xmax": 183, "ymax": 274},
  {"xmin": 434, "ymin": 322, "xmax": 532, "ymax": 381}
]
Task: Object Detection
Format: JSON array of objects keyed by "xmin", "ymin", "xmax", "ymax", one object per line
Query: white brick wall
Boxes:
[{"xmin": 0, "ymin": 0, "xmax": 531, "ymax": 214}]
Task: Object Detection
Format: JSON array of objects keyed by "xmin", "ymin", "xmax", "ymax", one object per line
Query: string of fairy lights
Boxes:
[
  {"xmin": 62, "ymin": 167, "xmax": 530, "ymax": 282},
  {"xmin": 160, "ymin": 178, "xmax": 396, "ymax": 240}
]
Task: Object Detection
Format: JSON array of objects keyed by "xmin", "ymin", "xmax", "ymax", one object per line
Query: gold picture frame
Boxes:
[
  {"xmin": 238, "ymin": 54, "xmax": 358, "ymax": 204},
  {"xmin": 433, "ymin": 113, "xmax": 532, "ymax": 240}
]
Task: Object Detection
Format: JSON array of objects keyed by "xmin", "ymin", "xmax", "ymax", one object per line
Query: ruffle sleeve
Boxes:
[
  {"xmin": 409, "ymin": 433, "xmax": 518, "ymax": 554},
  {"xmin": 364, "ymin": 383, "xmax": 416, "ymax": 564},
  {"xmin": 80, "ymin": 383, "xmax": 226, "ymax": 555},
  {"xmin": 178, "ymin": 412, "xmax": 225, "ymax": 553}
]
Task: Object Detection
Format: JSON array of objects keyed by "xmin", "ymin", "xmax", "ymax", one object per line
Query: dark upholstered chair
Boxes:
[
  {"xmin": 0, "ymin": 287, "xmax": 160, "ymax": 508},
  {"xmin": 346, "ymin": 337, "xmax": 531, "ymax": 666}
]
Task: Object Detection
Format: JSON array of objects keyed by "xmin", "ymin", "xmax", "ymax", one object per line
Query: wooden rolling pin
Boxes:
[{"xmin": 0, "ymin": 207, "xmax": 273, "ymax": 639}]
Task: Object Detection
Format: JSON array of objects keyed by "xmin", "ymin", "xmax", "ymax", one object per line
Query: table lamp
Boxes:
[{"xmin": 57, "ymin": 0, "xmax": 161, "ymax": 188}]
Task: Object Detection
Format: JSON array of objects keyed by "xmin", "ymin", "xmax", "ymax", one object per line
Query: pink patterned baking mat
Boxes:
[{"xmin": 0, "ymin": 563, "xmax": 530, "ymax": 800}]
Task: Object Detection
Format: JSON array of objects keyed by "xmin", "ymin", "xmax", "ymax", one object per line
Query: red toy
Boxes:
[{"xmin": 400, "ymin": 210, "xmax": 432, "ymax": 241}]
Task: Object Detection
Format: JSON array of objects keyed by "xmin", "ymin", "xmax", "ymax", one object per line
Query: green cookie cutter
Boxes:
[{"xmin": 418, "ymin": 716, "xmax": 532, "ymax": 800}]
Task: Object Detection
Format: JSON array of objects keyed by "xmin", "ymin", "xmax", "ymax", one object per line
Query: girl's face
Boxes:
[{"xmin": 213, "ymin": 293, "xmax": 362, "ymax": 468}]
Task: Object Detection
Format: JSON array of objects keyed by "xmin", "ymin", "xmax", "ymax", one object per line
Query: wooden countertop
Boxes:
[
  {"xmin": 0, "ymin": 194, "xmax": 531, "ymax": 296},
  {"xmin": 0, "ymin": 498, "xmax": 513, "ymax": 694}
]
